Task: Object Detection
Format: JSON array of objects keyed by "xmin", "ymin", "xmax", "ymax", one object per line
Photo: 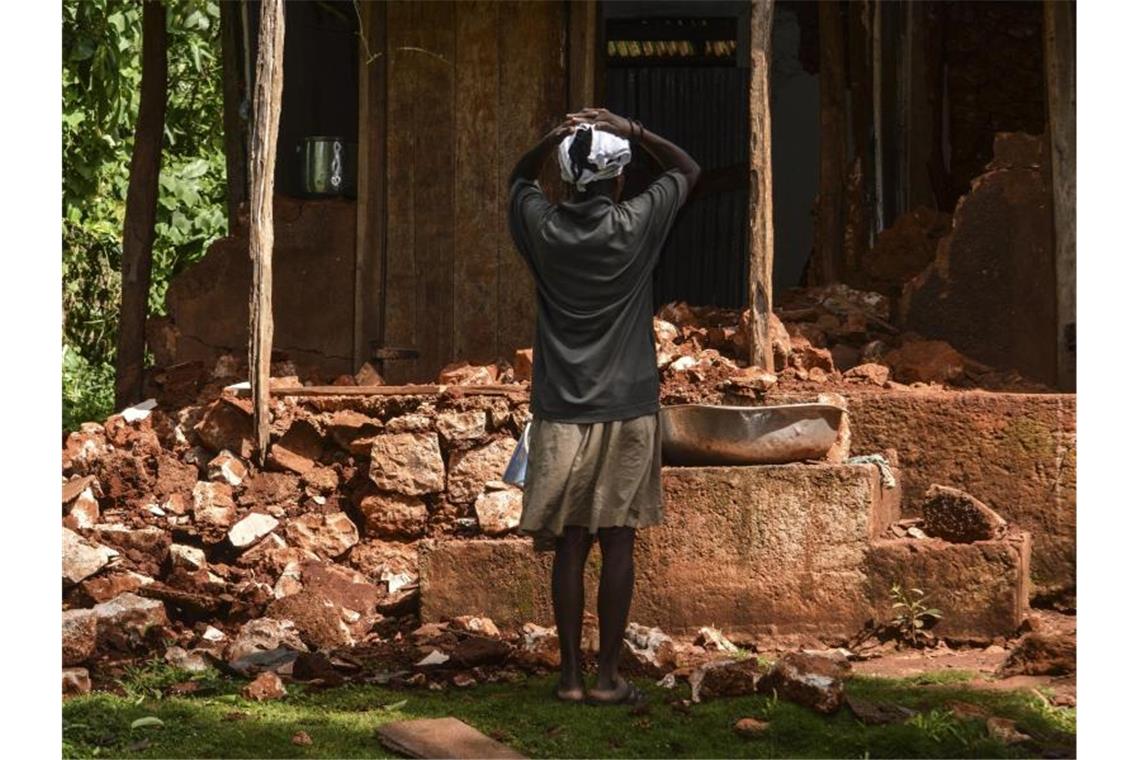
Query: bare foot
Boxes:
[{"xmin": 555, "ymin": 676, "xmax": 586, "ymax": 703}]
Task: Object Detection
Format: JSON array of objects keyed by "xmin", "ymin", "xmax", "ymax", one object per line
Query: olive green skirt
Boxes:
[{"xmin": 518, "ymin": 412, "xmax": 663, "ymax": 552}]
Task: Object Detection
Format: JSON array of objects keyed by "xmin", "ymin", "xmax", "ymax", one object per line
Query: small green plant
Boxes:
[
  {"xmin": 890, "ymin": 584, "xmax": 943, "ymax": 647},
  {"xmin": 116, "ymin": 659, "xmax": 222, "ymax": 704},
  {"xmin": 907, "ymin": 708, "xmax": 965, "ymax": 743},
  {"xmin": 756, "ymin": 687, "xmax": 780, "ymax": 719}
]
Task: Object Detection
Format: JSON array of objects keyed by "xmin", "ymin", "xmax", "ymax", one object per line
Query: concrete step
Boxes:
[
  {"xmin": 422, "ymin": 462, "xmax": 901, "ymax": 641},
  {"xmin": 772, "ymin": 388, "xmax": 1075, "ymax": 599},
  {"xmin": 866, "ymin": 532, "xmax": 1032, "ymax": 643}
]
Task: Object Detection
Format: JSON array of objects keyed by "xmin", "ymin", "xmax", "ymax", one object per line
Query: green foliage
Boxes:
[
  {"xmin": 889, "ymin": 584, "xmax": 943, "ymax": 647},
  {"xmin": 907, "ymin": 708, "xmax": 966, "ymax": 743},
  {"xmin": 62, "ymin": 346, "xmax": 115, "ymax": 432},
  {"xmin": 62, "ymin": 0, "xmax": 227, "ymax": 429}
]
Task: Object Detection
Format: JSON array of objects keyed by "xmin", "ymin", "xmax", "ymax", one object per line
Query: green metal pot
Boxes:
[{"xmin": 298, "ymin": 136, "xmax": 356, "ymax": 196}]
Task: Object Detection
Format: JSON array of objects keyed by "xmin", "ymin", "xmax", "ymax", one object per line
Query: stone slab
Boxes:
[
  {"xmin": 865, "ymin": 532, "xmax": 1031, "ymax": 643},
  {"xmin": 845, "ymin": 390, "xmax": 1074, "ymax": 597},
  {"xmin": 422, "ymin": 462, "xmax": 898, "ymax": 639}
]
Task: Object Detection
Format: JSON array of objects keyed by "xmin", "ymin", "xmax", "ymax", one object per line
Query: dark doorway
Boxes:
[
  {"xmin": 602, "ymin": 1, "xmax": 752, "ymax": 310},
  {"xmin": 770, "ymin": 1, "xmax": 820, "ymax": 293},
  {"xmin": 243, "ymin": 0, "xmax": 360, "ymax": 197}
]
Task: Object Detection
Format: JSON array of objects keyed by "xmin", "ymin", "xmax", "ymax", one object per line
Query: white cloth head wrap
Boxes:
[{"xmin": 557, "ymin": 124, "xmax": 632, "ymax": 191}]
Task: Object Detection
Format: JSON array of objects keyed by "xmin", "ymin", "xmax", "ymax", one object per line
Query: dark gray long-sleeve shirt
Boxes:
[{"xmin": 507, "ymin": 169, "xmax": 689, "ymax": 422}]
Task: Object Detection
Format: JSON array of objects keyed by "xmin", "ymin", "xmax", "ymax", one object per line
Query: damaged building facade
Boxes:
[
  {"xmin": 150, "ymin": 0, "xmax": 1075, "ymax": 391},
  {"xmin": 63, "ymin": 0, "xmax": 1076, "ymax": 697}
]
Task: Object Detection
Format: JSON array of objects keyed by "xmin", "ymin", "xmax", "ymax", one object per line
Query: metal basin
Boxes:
[{"xmin": 660, "ymin": 403, "xmax": 844, "ymax": 466}]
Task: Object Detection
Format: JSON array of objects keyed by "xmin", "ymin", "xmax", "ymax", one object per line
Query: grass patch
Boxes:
[{"xmin": 62, "ymin": 666, "xmax": 1074, "ymax": 759}]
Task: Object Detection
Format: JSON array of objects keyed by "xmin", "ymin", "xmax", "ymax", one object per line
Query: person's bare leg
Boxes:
[
  {"xmin": 551, "ymin": 526, "xmax": 594, "ymax": 701},
  {"xmin": 590, "ymin": 526, "xmax": 636, "ymax": 699}
]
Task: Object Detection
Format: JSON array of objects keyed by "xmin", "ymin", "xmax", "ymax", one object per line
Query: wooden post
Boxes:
[
  {"xmin": 567, "ymin": 0, "xmax": 597, "ymax": 111},
  {"xmin": 1044, "ymin": 0, "xmax": 1076, "ymax": 391},
  {"xmin": 845, "ymin": 0, "xmax": 873, "ymax": 276},
  {"xmin": 353, "ymin": 0, "xmax": 387, "ymax": 371},
  {"xmin": 816, "ymin": 0, "xmax": 846, "ymax": 283},
  {"xmin": 114, "ymin": 1, "xmax": 167, "ymax": 409},
  {"xmin": 747, "ymin": 0, "xmax": 775, "ymax": 371},
  {"xmin": 220, "ymin": 0, "xmax": 247, "ymax": 233},
  {"xmin": 248, "ymin": 0, "xmax": 285, "ymax": 463}
]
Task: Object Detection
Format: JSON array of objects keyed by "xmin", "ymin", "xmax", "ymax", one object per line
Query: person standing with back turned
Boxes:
[{"xmin": 507, "ymin": 107, "xmax": 700, "ymax": 706}]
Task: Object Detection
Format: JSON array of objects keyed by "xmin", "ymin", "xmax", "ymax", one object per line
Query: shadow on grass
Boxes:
[{"xmin": 63, "ymin": 669, "xmax": 1075, "ymax": 759}]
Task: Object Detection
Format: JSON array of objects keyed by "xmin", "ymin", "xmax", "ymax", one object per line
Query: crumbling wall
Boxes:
[
  {"xmin": 847, "ymin": 389, "xmax": 1075, "ymax": 598},
  {"xmin": 152, "ymin": 197, "xmax": 357, "ymax": 378},
  {"xmin": 900, "ymin": 133, "xmax": 1057, "ymax": 386}
]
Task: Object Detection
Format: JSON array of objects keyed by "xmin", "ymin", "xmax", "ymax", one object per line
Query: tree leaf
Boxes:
[{"xmin": 130, "ymin": 717, "xmax": 164, "ymax": 730}]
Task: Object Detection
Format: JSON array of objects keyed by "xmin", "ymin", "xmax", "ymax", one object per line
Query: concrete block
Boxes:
[
  {"xmin": 865, "ymin": 532, "xmax": 1031, "ymax": 642},
  {"xmin": 422, "ymin": 462, "xmax": 896, "ymax": 639},
  {"xmin": 846, "ymin": 390, "xmax": 1074, "ymax": 597}
]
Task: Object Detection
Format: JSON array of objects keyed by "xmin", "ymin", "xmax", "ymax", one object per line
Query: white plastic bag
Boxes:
[{"xmin": 502, "ymin": 419, "xmax": 532, "ymax": 486}]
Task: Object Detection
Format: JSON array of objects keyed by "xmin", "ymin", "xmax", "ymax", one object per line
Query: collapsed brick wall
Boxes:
[{"xmin": 63, "ymin": 284, "xmax": 1066, "ymax": 673}]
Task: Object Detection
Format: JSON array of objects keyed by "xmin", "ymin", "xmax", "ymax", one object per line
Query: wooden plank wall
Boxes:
[{"xmin": 383, "ymin": 0, "xmax": 567, "ymax": 383}]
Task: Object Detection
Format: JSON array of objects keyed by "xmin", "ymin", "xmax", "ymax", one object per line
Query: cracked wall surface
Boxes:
[{"xmin": 152, "ymin": 196, "xmax": 357, "ymax": 378}]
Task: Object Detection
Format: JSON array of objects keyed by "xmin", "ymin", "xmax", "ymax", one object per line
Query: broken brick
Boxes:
[
  {"xmin": 285, "ymin": 512, "xmax": 359, "ymax": 559},
  {"xmin": 62, "ymin": 528, "xmax": 118, "ymax": 587},
  {"xmin": 447, "ymin": 438, "xmax": 517, "ymax": 504},
  {"xmin": 369, "ymin": 432, "xmax": 445, "ymax": 496},
  {"xmin": 473, "ymin": 488, "xmax": 522, "ymax": 536},
  {"xmin": 208, "ymin": 450, "xmax": 248, "ymax": 486},
  {"xmin": 358, "ymin": 491, "xmax": 429, "ymax": 539}
]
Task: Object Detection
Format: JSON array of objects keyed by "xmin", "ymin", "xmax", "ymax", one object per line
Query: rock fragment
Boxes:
[
  {"xmin": 733, "ymin": 718, "xmax": 770, "ymax": 738},
  {"xmin": 62, "ymin": 667, "xmax": 92, "ymax": 698},
  {"xmin": 227, "ymin": 617, "xmax": 309, "ymax": 662},
  {"xmin": 999, "ymin": 633, "xmax": 1075, "ymax": 677},
  {"xmin": 192, "ymin": 481, "xmax": 238, "ymax": 543},
  {"xmin": 622, "ymin": 623, "xmax": 677, "ymax": 677},
  {"xmin": 369, "ymin": 432, "xmax": 445, "ymax": 495},
  {"xmin": 62, "ymin": 528, "xmax": 118, "ymax": 587},
  {"xmin": 447, "ymin": 438, "xmax": 517, "ymax": 503},
  {"xmin": 690, "ymin": 658, "xmax": 762, "ymax": 702},
  {"xmin": 285, "ymin": 512, "xmax": 359, "ymax": 559},
  {"xmin": 435, "ymin": 410, "xmax": 487, "ymax": 447},
  {"xmin": 208, "ymin": 450, "xmax": 248, "ymax": 486},
  {"xmin": 242, "ymin": 671, "xmax": 287, "ymax": 701},
  {"xmin": 90, "ymin": 592, "xmax": 169, "ymax": 653},
  {"xmin": 62, "ymin": 609, "xmax": 97, "ymax": 665},
  {"xmin": 169, "ymin": 543, "xmax": 207, "ymax": 572},
  {"xmin": 473, "ymin": 488, "xmax": 522, "ymax": 536},
  {"xmin": 922, "ymin": 484, "xmax": 1008, "ymax": 543},
  {"xmin": 358, "ymin": 491, "xmax": 429, "ymax": 539},
  {"xmin": 756, "ymin": 652, "xmax": 850, "ymax": 714},
  {"xmin": 229, "ymin": 513, "xmax": 280, "ymax": 549}
]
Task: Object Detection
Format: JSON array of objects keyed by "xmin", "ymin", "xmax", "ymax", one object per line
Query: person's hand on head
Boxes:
[
  {"xmin": 546, "ymin": 117, "xmax": 580, "ymax": 142},
  {"xmin": 566, "ymin": 107, "xmax": 633, "ymax": 139}
]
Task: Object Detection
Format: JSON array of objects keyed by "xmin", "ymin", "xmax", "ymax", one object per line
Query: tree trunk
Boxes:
[
  {"xmin": 815, "ymin": 0, "xmax": 846, "ymax": 284},
  {"xmin": 747, "ymin": 0, "xmax": 775, "ymax": 371},
  {"xmin": 113, "ymin": 1, "xmax": 167, "ymax": 409},
  {"xmin": 248, "ymin": 0, "xmax": 285, "ymax": 463},
  {"xmin": 845, "ymin": 0, "xmax": 872, "ymax": 279},
  {"xmin": 220, "ymin": 0, "xmax": 247, "ymax": 233}
]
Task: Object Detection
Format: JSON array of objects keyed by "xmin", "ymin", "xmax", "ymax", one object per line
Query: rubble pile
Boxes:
[
  {"xmin": 61, "ymin": 358, "xmax": 538, "ymax": 693},
  {"xmin": 62, "ymin": 269, "xmax": 1052, "ymax": 696},
  {"xmin": 651, "ymin": 284, "xmax": 1047, "ymax": 404}
]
